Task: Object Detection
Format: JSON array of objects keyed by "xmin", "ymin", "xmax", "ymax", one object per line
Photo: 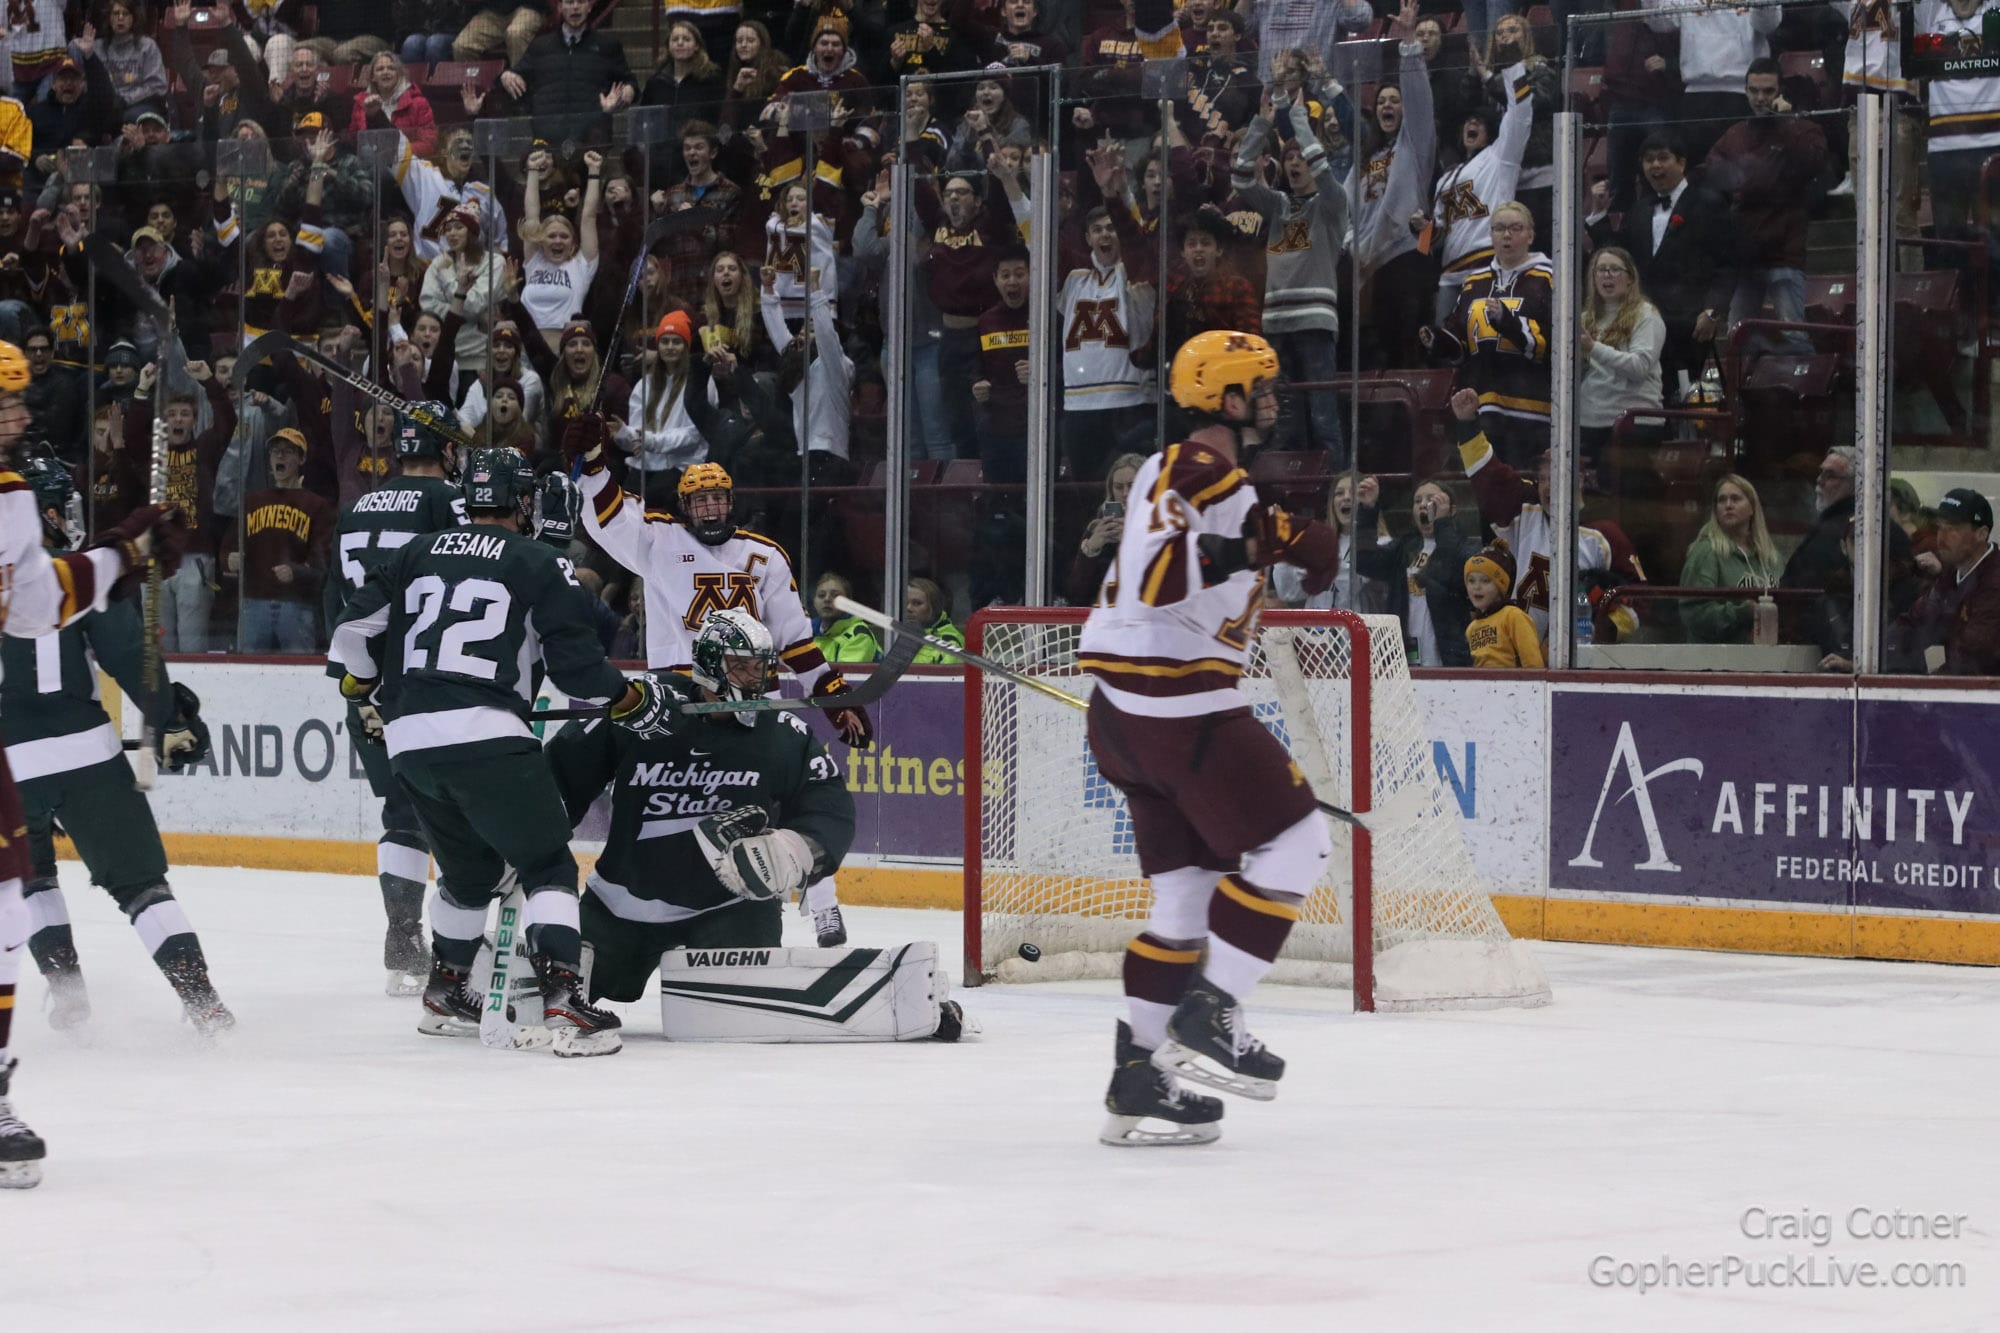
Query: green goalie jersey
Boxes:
[
  {"xmin": 328, "ymin": 523, "xmax": 628, "ymax": 767},
  {"xmin": 322, "ymin": 476, "xmax": 468, "ymax": 678},
  {"xmin": 0, "ymin": 597, "xmax": 163, "ymax": 781},
  {"xmin": 545, "ymin": 677, "xmax": 857, "ymax": 922}
]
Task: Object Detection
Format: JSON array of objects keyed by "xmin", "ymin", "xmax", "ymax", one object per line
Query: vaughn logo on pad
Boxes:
[{"xmin": 658, "ymin": 942, "xmax": 949, "ymax": 1042}]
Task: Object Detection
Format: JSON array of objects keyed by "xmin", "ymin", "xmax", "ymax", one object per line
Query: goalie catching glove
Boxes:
[{"xmin": 695, "ymin": 805, "xmax": 821, "ymax": 903}]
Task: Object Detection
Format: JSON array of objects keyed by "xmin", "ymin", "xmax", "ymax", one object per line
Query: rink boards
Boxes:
[{"xmin": 90, "ymin": 658, "xmax": 2000, "ymax": 967}]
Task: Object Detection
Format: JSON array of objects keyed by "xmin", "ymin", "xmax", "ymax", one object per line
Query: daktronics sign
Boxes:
[{"xmin": 1548, "ymin": 685, "xmax": 2000, "ymax": 917}]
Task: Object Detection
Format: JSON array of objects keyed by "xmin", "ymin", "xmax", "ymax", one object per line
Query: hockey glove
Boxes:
[
  {"xmin": 159, "ymin": 681, "xmax": 211, "ymax": 771},
  {"xmin": 560, "ymin": 412, "xmax": 610, "ymax": 475},
  {"xmin": 1246, "ymin": 504, "xmax": 1342, "ymax": 594},
  {"xmin": 813, "ymin": 674, "xmax": 874, "ymax": 748},
  {"xmin": 696, "ymin": 807, "xmax": 818, "ymax": 903},
  {"xmin": 90, "ymin": 503, "xmax": 189, "ymax": 596},
  {"xmin": 340, "ymin": 673, "xmax": 387, "ymax": 745},
  {"xmin": 608, "ymin": 673, "xmax": 680, "ymax": 739}
]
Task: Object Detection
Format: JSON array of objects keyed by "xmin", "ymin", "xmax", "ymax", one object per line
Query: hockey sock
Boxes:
[
  {"xmin": 117, "ymin": 885, "xmax": 216, "ymax": 996},
  {"xmin": 522, "ymin": 889, "xmax": 583, "ymax": 969},
  {"xmin": 803, "ymin": 877, "xmax": 839, "ymax": 913},
  {"xmin": 1203, "ymin": 874, "xmax": 1301, "ymax": 1001},
  {"xmin": 24, "ymin": 878, "xmax": 79, "ymax": 976},
  {"xmin": 1123, "ymin": 933, "xmax": 1200, "ymax": 1049},
  {"xmin": 429, "ymin": 886, "xmax": 488, "ymax": 970},
  {"xmin": 0, "ymin": 942, "xmax": 19, "ymax": 1065}
]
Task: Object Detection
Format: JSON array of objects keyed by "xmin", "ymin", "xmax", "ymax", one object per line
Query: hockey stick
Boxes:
[
  {"xmin": 585, "ymin": 215, "xmax": 678, "ymax": 416},
  {"xmin": 831, "ymin": 597, "xmax": 1401, "ymax": 833},
  {"xmin": 535, "ymin": 617, "xmax": 924, "ymax": 721},
  {"xmin": 233, "ymin": 330, "xmax": 482, "ymax": 454}
]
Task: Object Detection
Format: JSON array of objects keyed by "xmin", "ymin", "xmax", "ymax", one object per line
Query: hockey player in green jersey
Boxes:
[
  {"xmin": 328, "ymin": 448, "xmax": 677, "ymax": 1058},
  {"xmin": 322, "ymin": 402, "xmax": 467, "ymax": 997},
  {"xmin": 545, "ymin": 610, "xmax": 857, "ymax": 1003},
  {"xmin": 0, "ymin": 457, "xmax": 230, "ymax": 1034}
]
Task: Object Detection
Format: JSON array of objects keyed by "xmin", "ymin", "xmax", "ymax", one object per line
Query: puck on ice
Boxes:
[{"xmin": 1018, "ymin": 943, "xmax": 1041, "ymax": 962}]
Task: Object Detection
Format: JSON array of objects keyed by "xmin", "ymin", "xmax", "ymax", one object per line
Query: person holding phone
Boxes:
[{"xmin": 1065, "ymin": 451, "xmax": 1146, "ymax": 607}]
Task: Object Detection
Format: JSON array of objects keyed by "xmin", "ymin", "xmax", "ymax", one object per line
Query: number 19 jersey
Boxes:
[{"xmin": 1077, "ymin": 442, "xmax": 1266, "ymax": 719}]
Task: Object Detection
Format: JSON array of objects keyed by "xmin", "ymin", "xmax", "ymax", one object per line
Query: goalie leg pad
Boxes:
[{"xmin": 659, "ymin": 942, "xmax": 952, "ymax": 1042}]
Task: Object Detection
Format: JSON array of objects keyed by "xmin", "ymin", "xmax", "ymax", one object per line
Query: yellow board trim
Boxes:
[
  {"xmin": 0, "ymin": 995, "xmax": 13, "ymax": 1010},
  {"xmin": 1127, "ymin": 937, "xmax": 1202, "ymax": 964},
  {"xmin": 1217, "ymin": 875, "xmax": 1302, "ymax": 921}
]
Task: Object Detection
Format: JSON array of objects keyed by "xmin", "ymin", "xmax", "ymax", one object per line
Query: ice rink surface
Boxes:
[{"xmin": 6, "ymin": 865, "xmax": 1998, "ymax": 1333}]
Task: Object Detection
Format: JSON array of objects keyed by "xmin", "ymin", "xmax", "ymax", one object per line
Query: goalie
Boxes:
[{"xmin": 546, "ymin": 611, "xmax": 875, "ymax": 1013}]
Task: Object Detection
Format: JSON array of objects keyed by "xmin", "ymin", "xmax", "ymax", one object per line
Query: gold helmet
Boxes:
[
  {"xmin": 0, "ymin": 339, "xmax": 29, "ymax": 393},
  {"xmin": 677, "ymin": 461, "xmax": 735, "ymax": 546},
  {"xmin": 1169, "ymin": 330, "xmax": 1279, "ymax": 415}
]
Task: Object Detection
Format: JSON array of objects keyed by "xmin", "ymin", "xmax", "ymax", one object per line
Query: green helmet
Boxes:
[
  {"xmin": 22, "ymin": 455, "xmax": 82, "ymax": 549},
  {"xmin": 461, "ymin": 447, "xmax": 533, "ymax": 521},
  {"xmin": 397, "ymin": 400, "xmax": 459, "ymax": 465},
  {"xmin": 690, "ymin": 609, "xmax": 778, "ymax": 712}
]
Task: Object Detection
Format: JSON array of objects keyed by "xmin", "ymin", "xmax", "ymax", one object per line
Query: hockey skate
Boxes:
[
  {"xmin": 0, "ymin": 1059, "xmax": 47, "ymax": 1189},
  {"xmin": 533, "ymin": 955, "xmax": 622, "ymax": 1058},
  {"xmin": 1152, "ymin": 974, "xmax": 1285, "ymax": 1101},
  {"xmin": 812, "ymin": 904, "xmax": 847, "ymax": 947},
  {"xmin": 1101, "ymin": 1021, "xmax": 1222, "ymax": 1147},
  {"xmin": 165, "ymin": 959, "xmax": 236, "ymax": 1039},
  {"xmin": 418, "ymin": 959, "xmax": 482, "ymax": 1038},
  {"xmin": 384, "ymin": 925, "xmax": 428, "ymax": 998},
  {"xmin": 41, "ymin": 957, "xmax": 91, "ymax": 1031}
]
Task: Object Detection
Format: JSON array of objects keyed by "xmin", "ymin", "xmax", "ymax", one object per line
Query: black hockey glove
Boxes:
[
  {"xmin": 159, "ymin": 681, "xmax": 211, "ymax": 771},
  {"xmin": 609, "ymin": 674, "xmax": 680, "ymax": 740}
]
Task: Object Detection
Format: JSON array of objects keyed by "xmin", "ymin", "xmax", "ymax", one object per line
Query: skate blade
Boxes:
[
  {"xmin": 0, "ymin": 1160, "xmax": 45, "ymax": 1188},
  {"xmin": 476, "ymin": 1022, "xmax": 553, "ymax": 1051},
  {"xmin": 1099, "ymin": 1113, "xmax": 1221, "ymax": 1147},
  {"xmin": 550, "ymin": 1027, "xmax": 623, "ymax": 1058},
  {"xmin": 384, "ymin": 969, "xmax": 426, "ymax": 998},
  {"xmin": 1151, "ymin": 1040, "xmax": 1278, "ymax": 1102},
  {"xmin": 417, "ymin": 1013, "xmax": 479, "ymax": 1038}
]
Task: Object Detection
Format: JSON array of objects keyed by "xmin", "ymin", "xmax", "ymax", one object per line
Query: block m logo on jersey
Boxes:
[
  {"xmin": 1065, "ymin": 299, "xmax": 1130, "ymax": 350},
  {"xmin": 1567, "ymin": 721, "xmax": 1703, "ymax": 873},
  {"xmin": 681, "ymin": 573, "xmax": 759, "ymax": 631}
]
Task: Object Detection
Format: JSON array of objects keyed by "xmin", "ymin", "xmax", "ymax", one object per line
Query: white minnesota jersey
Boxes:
[{"xmin": 577, "ymin": 468, "xmax": 832, "ymax": 686}]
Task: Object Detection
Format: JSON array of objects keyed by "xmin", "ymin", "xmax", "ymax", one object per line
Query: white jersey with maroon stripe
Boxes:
[
  {"xmin": 577, "ymin": 468, "xmax": 833, "ymax": 688},
  {"xmin": 1059, "ymin": 260, "xmax": 1157, "ymax": 412},
  {"xmin": 1, "ymin": 477, "xmax": 121, "ymax": 659},
  {"xmin": 1078, "ymin": 442, "xmax": 1266, "ymax": 719}
]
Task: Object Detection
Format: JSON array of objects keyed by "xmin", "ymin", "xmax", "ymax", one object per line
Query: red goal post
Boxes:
[{"xmin": 961, "ymin": 607, "xmax": 1550, "ymax": 1014}]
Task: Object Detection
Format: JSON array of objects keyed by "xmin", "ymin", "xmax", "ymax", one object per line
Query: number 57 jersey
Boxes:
[
  {"xmin": 1078, "ymin": 443, "xmax": 1266, "ymax": 720},
  {"xmin": 328, "ymin": 525, "xmax": 629, "ymax": 766}
]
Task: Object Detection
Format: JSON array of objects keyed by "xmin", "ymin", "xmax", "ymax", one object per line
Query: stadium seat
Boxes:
[
  {"xmin": 1895, "ymin": 270, "xmax": 1972, "ymax": 438},
  {"xmin": 1736, "ymin": 354, "xmax": 1842, "ymax": 474},
  {"xmin": 1804, "ymin": 274, "xmax": 1856, "ymax": 325},
  {"xmin": 1779, "ymin": 50, "xmax": 1828, "ymax": 91},
  {"xmin": 1568, "ymin": 65, "xmax": 1606, "ymax": 123}
]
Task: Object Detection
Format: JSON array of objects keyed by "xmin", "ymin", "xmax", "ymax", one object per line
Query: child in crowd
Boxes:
[{"xmin": 1464, "ymin": 539, "xmax": 1543, "ymax": 668}]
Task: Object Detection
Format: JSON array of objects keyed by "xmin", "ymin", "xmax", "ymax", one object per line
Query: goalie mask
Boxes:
[
  {"xmin": 22, "ymin": 455, "xmax": 83, "ymax": 550},
  {"xmin": 690, "ymin": 608, "xmax": 778, "ymax": 723},
  {"xmin": 677, "ymin": 462, "xmax": 735, "ymax": 546}
]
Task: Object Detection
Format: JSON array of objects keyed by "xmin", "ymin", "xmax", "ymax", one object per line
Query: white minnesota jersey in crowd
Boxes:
[
  {"xmin": 1077, "ymin": 443, "xmax": 1265, "ymax": 719},
  {"xmin": 576, "ymin": 468, "xmax": 833, "ymax": 686},
  {"xmin": 1059, "ymin": 259, "xmax": 1156, "ymax": 412},
  {"xmin": 1460, "ymin": 441, "xmax": 1618, "ymax": 640},
  {"xmin": 1431, "ymin": 61, "xmax": 1532, "ymax": 291},
  {"xmin": 391, "ymin": 131, "xmax": 508, "ymax": 261},
  {"xmin": 1921, "ymin": 0, "xmax": 2000, "ymax": 153}
]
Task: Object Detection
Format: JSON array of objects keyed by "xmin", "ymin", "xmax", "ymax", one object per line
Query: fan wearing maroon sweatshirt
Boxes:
[
  {"xmin": 225, "ymin": 428, "xmax": 335, "ymax": 655},
  {"xmin": 957, "ymin": 0, "xmax": 1070, "ymax": 68},
  {"xmin": 122, "ymin": 359, "xmax": 235, "ymax": 651},
  {"xmin": 912, "ymin": 163, "xmax": 1028, "ymax": 462},
  {"xmin": 971, "ymin": 244, "xmax": 1032, "ymax": 486}
]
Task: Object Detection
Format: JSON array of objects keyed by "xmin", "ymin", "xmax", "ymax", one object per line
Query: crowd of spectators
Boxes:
[{"xmin": 2, "ymin": 0, "xmax": 1996, "ymax": 673}]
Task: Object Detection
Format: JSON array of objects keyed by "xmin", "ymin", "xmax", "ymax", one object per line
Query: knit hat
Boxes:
[
  {"xmin": 105, "ymin": 341, "xmax": 142, "ymax": 369},
  {"xmin": 491, "ymin": 321, "xmax": 523, "ymax": 348},
  {"xmin": 447, "ymin": 201, "xmax": 482, "ymax": 237},
  {"xmin": 811, "ymin": 11, "xmax": 851, "ymax": 45},
  {"xmin": 655, "ymin": 310, "xmax": 693, "ymax": 345},
  {"xmin": 559, "ymin": 319, "xmax": 596, "ymax": 347},
  {"xmin": 1464, "ymin": 538, "xmax": 1516, "ymax": 596}
]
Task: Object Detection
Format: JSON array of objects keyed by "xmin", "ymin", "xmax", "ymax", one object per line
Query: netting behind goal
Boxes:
[{"xmin": 963, "ymin": 609, "xmax": 1550, "ymax": 1012}]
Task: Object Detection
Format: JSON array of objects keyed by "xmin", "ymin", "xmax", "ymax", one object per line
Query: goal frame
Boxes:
[{"xmin": 962, "ymin": 607, "xmax": 1380, "ymax": 1011}]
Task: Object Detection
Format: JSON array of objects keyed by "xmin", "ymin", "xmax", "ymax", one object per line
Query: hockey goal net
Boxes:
[{"xmin": 962, "ymin": 608, "xmax": 1550, "ymax": 1012}]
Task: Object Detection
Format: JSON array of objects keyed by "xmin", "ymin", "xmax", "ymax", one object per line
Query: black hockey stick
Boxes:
[
  {"xmin": 585, "ymin": 214, "xmax": 679, "ymax": 415},
  {"xmin": 233, "ymin": 330, "xmax": 483, "ymax": 454},
  {"xmin": 82, "ymin": 233, "xmax": 171, "ymax": 325},
  {"xmin": 832, "ymin": 597, "xmax": 1406, "ymax": 833},
  {"xmin": 537, "ymin": 620, "xmax": 923, "ymax": 721}
]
